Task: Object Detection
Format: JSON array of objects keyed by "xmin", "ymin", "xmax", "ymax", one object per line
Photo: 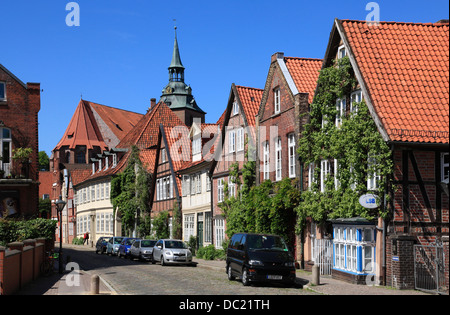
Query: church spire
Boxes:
[{"xmin": 169, "ymin": 26, "xmax": 184, "ymax": 82}]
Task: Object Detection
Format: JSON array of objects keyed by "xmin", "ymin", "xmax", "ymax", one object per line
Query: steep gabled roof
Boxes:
[
  {"xmin": 54, "ymin": 99, "xmax": 143, "ymax": 151},
  {"xmin": 284, "ymin": 57, "xmax": 323, "ymax": 104},
  {"xmin": 235, "ymin": 85, "xmax": 264, "ymax": 127},
  {"xmin": 335, "ymin": 19, "xmax": 449, "ymax": 144}
]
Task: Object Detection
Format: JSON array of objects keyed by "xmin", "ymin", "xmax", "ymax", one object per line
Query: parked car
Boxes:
[
  {"xmin": 151, "ymin": 239, "xmax": 193, "ymax": 266},
  {"xmin": 226, "ymin": 233, "xmax": 296, "ymax": 286},
  {"xmin": 95, "ymin": 237, "xmax": 111, "ymax": 254},
  {"xmin": 129, "ymin": 239, "xmax": 157, "ymax": 261},
  {"xmin": 118, "ymin": 237, "xmax": 139, "ymax": 258},
  {"xmin": 106, "ymin": 237, "xmax": 125, "ymax": 256}
]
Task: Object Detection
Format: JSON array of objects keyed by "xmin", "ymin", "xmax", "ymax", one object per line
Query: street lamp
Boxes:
[{"xmin": 55, "ymin": 195, "xmax": 66, "ymax": 274}]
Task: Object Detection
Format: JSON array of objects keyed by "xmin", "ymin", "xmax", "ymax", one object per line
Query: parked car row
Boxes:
[
  {"xmin": 94, "ymin": 237, "xmax": 192, "ymax": 265},
  {"xmin": 95, "ymin": 233, "xmax": 296, "ymax": 287}
]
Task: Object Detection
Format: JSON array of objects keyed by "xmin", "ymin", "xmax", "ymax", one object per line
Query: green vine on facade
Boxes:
[
  {"xmin": 295, "ymin": 56, "xmax": 393, "ymax": 233},
  {"xmin": 110, "ymin": 145, "xmax": 152, "ymax": 237}
]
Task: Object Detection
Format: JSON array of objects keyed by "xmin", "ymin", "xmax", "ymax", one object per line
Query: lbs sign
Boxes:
[{"xmin": 359, "ymin": 194, "xmax": 379, "ymax": 209}]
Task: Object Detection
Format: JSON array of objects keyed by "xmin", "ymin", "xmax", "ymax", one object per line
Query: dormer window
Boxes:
[
  {"xmin": 112, "ymin": 153, "xmax": 117, "ymax": 168},
  {"xmin": 0, "ymin": 82, "xmax": 6, "ymax": 101},
  {"xmin": 274, "ymin": 88, "xmax": 281, "ymax": 114},
  {"xmin": 192, "ymin": 137, "xmax": 201, "ymax": 155}
]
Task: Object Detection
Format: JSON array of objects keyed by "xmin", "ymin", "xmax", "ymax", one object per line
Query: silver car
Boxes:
[
  {"xmin": 151, "ymin": 239, "xmax": 193, "ymax": 266},
  {"xmin": 106, "ymin": 237, "xmax": 124, "ymax": 256},
  {"xmin": 129, "ymin": 239, "xmax": 157, "ymax": 261}
]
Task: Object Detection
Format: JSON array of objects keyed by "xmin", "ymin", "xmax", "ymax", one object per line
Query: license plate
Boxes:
[
  {"xmin": 174, "ymin": 256, "xmax": 185, "ymax": 261},
  {"xmin": 267, "ymin": 275, "xmax": 282, "ymax": 280}
]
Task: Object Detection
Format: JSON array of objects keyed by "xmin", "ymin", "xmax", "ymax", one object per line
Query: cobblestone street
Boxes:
[{"xmin": 64, "ymin": 245, "xmax": 316, "ymax": 295}]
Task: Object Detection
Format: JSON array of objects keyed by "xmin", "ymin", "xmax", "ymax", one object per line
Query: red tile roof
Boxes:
[
  {"xmin": 235, "ymin": 85, "xmax": 264, "ymax": 127},
  {"xmin": 340, "ymin": 20, "xmax": 449, "ymax": 143},
  {"xmin": 284, "ymin": 57, "xmax": 323, "ymax": 103},
  {"xmin": 54, "ymin": 99, "xmax": 143, "ymax": 151}
]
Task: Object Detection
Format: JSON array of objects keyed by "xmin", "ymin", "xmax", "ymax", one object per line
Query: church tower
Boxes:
[{"xmin": 161, "ymin": 27, "xmax": 206, "ymax": 126}]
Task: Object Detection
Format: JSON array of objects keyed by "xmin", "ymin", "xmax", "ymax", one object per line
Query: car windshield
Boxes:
[
  {"xmin": 113, "ymin": 237, "xmax": 124, "ymax": 244},
  {"xmin": 246, "ymin": 235, "xmax": 288, "ymax": 252},
  {"xmin": 141, "ymin": 240, "xmax": 156, "ymax": 247},
  {"xmin": 125, "ymin": 239, "xmax": 136, "ymax": 245},
  {"xmin": 165, "ymin": 240, "xmax": 187, "ymax": 249}
]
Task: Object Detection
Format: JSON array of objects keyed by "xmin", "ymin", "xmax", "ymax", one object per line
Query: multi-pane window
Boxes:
[
  {"xmin": 236, "ymin": 127, "xmax": 244, "ymax": 152},
  {"xmin": 334, "ymin": 159, "xmax": 340, "ymax": 190},
  {"xmin": 217, "ymin": 178, "xmax": 224, "ymax": 202},
  {"xmin": 275, "ymin": 137, "xmax": 282, "ymax": 181},
  {"xmin": 367, "ymin": 156, "xmax": 380, "ymax": 191},
  {"xmin": 288, "ymin": 134, "xmax": 296, "ymax": 178},
  {"xmin": 228, "ymin": 129, "xmax": 236, "ymax": 153},
  {"xmin": 156, "ymin": 176, "xmax": 173, "ymax": 201},
  {"xmin": 214, "ymin": 217, "xmax": 225, "ymax": 249},
  {"xmin": 263, "ymin": 141, "xmax": 270, "ymax": 180},
  {"xmin": 333, "ymin": 225, "xmax": 376, "ymax": 274},
  {"xmin": 182, "ymin": 175, "xmax": 190, "ymax": 196},
  {"xmin": 183, "ymin": 214, "xmax": 195, "ymax": 242},
  {"xmin": 192, "ymin": 138, "xmax": 201, "ymax": 155},
  {"xmin": 228, "ymin": 176, "xmax": 236, "ymax": 198},
  {"xmin": 336, "ymin": 98, "xmax": 346, "ymax": 128},
  {"xmin": 274, "ymin": 88, "xmax": 280, "ymax": 114},
  {"xmin": 320, "ymin": 159, "xmax": 330, "ymax": 192},
  {"xmin": 350, "ymin": 90, "xmax": 362, "ymax": 114}
]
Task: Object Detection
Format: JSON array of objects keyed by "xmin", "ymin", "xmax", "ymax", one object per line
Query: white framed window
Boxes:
[
  {"xmin": 336, "ymin": 98, "xmax": 345, "ymax": 128},
  {"xmin": 367, "ymin": 156, "xmax": 380, "ymax": 190},
  {"xmin": 228, "ymin": 176, "xmax": 236, "ymax": 198},
  {"xmin": 334, "ymin": 159, "xmax": 340, "ymax": 190},
  {"xmin": 0, "ymin": 82, "xmax": 6, "ymax": 101},
  {"xmin": 275, "ymin": 137, "xmax": 282, "ymax": 181},
  {"xmin": 214, "ymin": 217, "xmax": 225, "ymax": 249},
  {"xmin": 156, "ymin": 179, "xmax": 160, "ymax": 200},
  {"xmin": 338, "ymin": 45, "xmax": 346, "ymax": 59},
  {"xmin": 288, "ymin": 134, "xmax": 296, "ymax": 178},
  {"xmin": 196, "ymin": 173, "xmax": 201, "ymax": 194},
  {"xmin": 206, "ymin": 173, "xmax": 211, "ymax": 192},
  {"xmin": 112, "ymin": 153, "xmax": 117, "ymax": 168},
  {"xmin": 236, "ymin": 127, "xmax": 244, "ymax": 152},
  {"xmin": 350, "ymin": 90, "xmax": 362, "ymax": 114},
  {"xmin": 217, "ymin": 178, "xmax": 224, "ymax": 202},
  {"xmin": 232, "ymin": 100, "xmax": 239, "ymax": 116},
  {"xmin": 274, "ymin": 88, "xmax": 281, "ymax": 114},
  {"xmin": 308, "ymin": 162, "xmax": 316, "ymax": 190},
  {"xmin": 441, "ymin": 152, "xmax": 449, "ymax": 181},
  {"xmin": 191, "ymin": 175, "xmax": 197, "ymax": 195},
  {"xmin": 320, "ymin": 159, "xmax": 330, "ymax": 192},
  {"xmin": 192, "ymin": 138, "xmax": 201, "ymax": 155},
  {"xmin": 183, "ymin": 214, "xmax": 195, "ymax": 242},
  {"xmin": 228, "ymin": 129, "xmax": 236, "ymax": 153},
  {"xmin": 263, "ymin": 141, "xmax": 270, "ymax": 180}
]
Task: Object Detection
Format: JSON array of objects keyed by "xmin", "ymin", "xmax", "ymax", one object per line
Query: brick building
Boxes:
[
  {"xmin": 211, "ymin": 84, "xmax": 263, "ymax": 248},
  {"xmin": 256, "ymin": 53, "xmax": 322, "ymax": 259},
  {"xmin": 0, "ymin": 64, "xmax": 40, "ymax": 218},
  {"xmin": 313, "ymin": 19, "xmax": 449, "ymax": 292}
]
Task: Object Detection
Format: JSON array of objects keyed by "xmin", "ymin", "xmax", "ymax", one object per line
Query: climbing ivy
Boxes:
[
  {"xmin": 295, "ymin": 56, "xmax": 393, "ymax": 233},
  {"xmin": 110, "ymin": 145, "xmax": 152, "ymax": 236}
]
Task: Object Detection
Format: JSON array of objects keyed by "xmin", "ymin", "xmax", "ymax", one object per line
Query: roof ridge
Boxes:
[
  {"xmin": 83, "ymin": 99, "xmax": 143, "ymax": 115},
  {"xmin": 284, "ymin": 56, "xmax": 323, "ymax": 61},
  {"xmin": 340, "ymin": 19, "xmax": 449, "ymax": 26},
  {"xmin": 235, "ymin": 85, "xmax": 264, "ymax": 91}
]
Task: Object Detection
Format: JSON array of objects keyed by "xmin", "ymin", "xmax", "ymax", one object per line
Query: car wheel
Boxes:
[
  {"xmin": 227, "ymin": 265, "xmax": 235, "ymax": 281},
  {"xmin": 161, "ymin": 255, "xmax": 166, "ymax": 266},
  {"xmin": 242, "ymin": 268, "xmax": 250, "ymax": 286}
]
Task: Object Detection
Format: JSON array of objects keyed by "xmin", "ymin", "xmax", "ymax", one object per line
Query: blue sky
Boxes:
[{"xmin": 1, "ymin": 0, "xmax": 448, "ymax": 155}]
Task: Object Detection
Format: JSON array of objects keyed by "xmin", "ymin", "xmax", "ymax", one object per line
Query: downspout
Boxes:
[{"xmin": 299, "ymin": 161, "xmax": 305, "ymax": 270}]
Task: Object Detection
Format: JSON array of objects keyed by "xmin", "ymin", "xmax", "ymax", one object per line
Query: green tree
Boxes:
[
  {"xmin": 110, "ymin": 146, "xmax": 152, "ymax": 237},
  {"xmin": 38, "ymin": 151, "xmax": 50, "ymax": 171},
  {"xmin": 153, "ymin": 211, "xmax": 170, "ymax": 239}
]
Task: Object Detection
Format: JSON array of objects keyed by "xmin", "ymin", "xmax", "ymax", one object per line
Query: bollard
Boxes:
[
  {"xmin": 312, "ymin": 264, "xmax": 320, "ymax": 286},
  {"xmin": 90, "ymin": 274, "xmax": 100, "ymax": 295}
]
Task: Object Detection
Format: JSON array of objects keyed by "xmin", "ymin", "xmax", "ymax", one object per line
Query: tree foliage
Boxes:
[{"xmin": 110, "ymin": 146, "xmax": 152, "ymax": 237}]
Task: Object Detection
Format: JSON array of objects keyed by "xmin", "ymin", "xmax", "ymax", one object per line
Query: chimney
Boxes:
[
  {"xmin": 271, "ymin": 52, "xmax": 284, "ymax": 63},
  {"xmin": 149, "ymin": 98, "xmax": 157, "ymax": 111}
]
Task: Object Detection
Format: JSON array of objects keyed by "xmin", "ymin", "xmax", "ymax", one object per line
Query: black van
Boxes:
[{"xmin": 226, "ymin": 233, "xmax": 296, "ymax": 286}]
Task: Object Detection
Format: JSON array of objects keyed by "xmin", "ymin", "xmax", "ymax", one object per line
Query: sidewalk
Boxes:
[{"xmin": 16, "ymin": 244, "xmax": 430, "ymax": 295}]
